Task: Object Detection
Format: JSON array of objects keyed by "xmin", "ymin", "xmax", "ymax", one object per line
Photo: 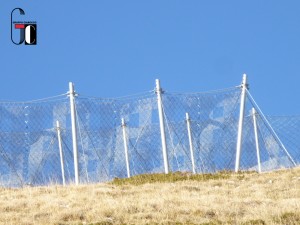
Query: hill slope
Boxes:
[{"xmin": 0, "ymin": 168, "xmax": 299, "ymax": 225}]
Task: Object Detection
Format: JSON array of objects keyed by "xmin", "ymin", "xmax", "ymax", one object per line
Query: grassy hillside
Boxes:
[{"xmin": 0, "ymin": 168, "xmax": 299, "ymax": 225}]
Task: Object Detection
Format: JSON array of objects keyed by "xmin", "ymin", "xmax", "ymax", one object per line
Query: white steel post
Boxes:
[
  {"xmin": 251, "ymin": 108, "xmax": 262, "ymax": 173},
  {"xmin": 56, "ymin": 121, "xmax": 66, "ymax": 186},
  {"xmin": 121, "ymin": 118, "xmax": 131, "ymax": 178},
  {"xmin": 186, "ymin": 113, "xmax": 196, "ymax": 174},
  {"xmin": 69, "ymin": 82, "xmax": 79, "ymax": 185},
  {"xmin": 155, "ymin": 79, "xmax": 169, "ymax": 174},
  {"xmin": 235, "ymin": 74, "xmax": 248, "ymax": 172}
]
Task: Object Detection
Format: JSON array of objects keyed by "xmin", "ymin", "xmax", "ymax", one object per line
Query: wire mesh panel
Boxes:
[
  {"xmin": 74, "ymin": 92, "xmax": 164, "ymax": 183},
  {"xmin": 162, "ymin": 88, "xmax": 241, "ymax": 173},
  {"xmin": 0, "ymin": 97, "xmax": 73, "ymax": 187},
  {"xmin": 267, "ymin": 115, "xmax": 300, "ymax": 165},
  {"xmin": 238, "ymin": 93, "xmax": 298, "ymax": 172},
  {"xmin": 74, "ymin": 97, "xmax": 125, "ymax": 183}
]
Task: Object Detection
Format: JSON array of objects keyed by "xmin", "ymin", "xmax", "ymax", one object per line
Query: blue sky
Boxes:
[{"xmin": 1, "ymin": 1, "xmax": 300, "ymax": 115}]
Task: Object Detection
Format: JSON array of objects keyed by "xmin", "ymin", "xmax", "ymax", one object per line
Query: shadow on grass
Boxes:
[
  {"xmin": 84, "ymin": 214, "xmax": 300, "ymax": 225},
  {"xmin": 273, "ymin": 212, "xmax": 300, "ymax": 225},
  {"xmin": 110, "ymin": 171, "xmax": 253, "ymax": 186}
]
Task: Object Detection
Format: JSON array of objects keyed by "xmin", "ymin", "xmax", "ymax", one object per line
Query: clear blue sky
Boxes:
[{"xmin": 1, "ymin": 1, "xmax": 300, "ymax": 115}]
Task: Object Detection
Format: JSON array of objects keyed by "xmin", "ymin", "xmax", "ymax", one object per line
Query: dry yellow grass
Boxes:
[{"xmin": 0, "ymin": 168, "xmax": 299, "ymax": 225}]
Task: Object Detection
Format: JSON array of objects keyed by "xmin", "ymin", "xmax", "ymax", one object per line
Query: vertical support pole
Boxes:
[
  {"xmin": 56, "ymin": 121, "xmax": 66, "ymax": 186},
  {"xmin": 186, "ymin": 113, "xmax": 196, "ymax": 174},
  {"xmin": 155, "ymin": 79, "xmax": 169, "ymax": 174},
  {"xmin": 69, "ymin": 82, "xmax": 79, "ymax": 185},
  {"xmin": 251, "ymin": 108, "xmax": 262, "ymax": 173},
  {"xmin": 235, "ymin": 74, "xmax": 248, "ymax": 172},
  {"xmin": 121, "ymin": 118, "xmax": 131, "ymax": 178}
]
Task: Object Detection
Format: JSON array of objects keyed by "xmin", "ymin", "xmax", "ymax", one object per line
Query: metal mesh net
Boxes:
[{"xmin": 0, "ymin": 83, "xmax": 298, "ymax": 187}]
